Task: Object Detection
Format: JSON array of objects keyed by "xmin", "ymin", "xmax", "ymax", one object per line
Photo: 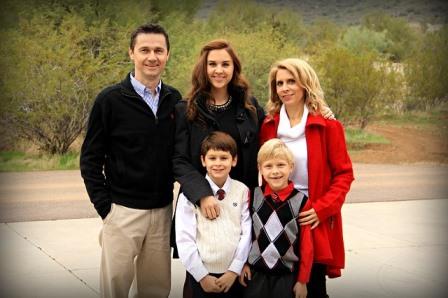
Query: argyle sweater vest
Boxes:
[{"xmin": 248, "ymin": 186, "xmax": 307, "ymax": 274}]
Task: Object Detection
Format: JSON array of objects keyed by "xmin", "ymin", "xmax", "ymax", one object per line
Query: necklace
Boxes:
[{"xmin": 207, "ymin": 96, "xmax": 233, "ymax": 113}]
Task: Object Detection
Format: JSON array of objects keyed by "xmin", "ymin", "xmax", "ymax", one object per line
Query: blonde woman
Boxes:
[{"xmin": 258, "ymin": 58, "xmax": 354, "ymax": 298}]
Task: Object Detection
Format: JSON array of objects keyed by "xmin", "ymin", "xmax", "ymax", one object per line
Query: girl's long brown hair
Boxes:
[{"xmin": 186, "ymin": 39, "xmax": 256, "ymax": 122}]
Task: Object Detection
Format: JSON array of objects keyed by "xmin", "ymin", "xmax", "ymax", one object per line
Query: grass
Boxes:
[
  {"xmin": 0, "ymin": 151, "xmax": 80, "ymax": 172},
  {"xmin": 373, "ymin": 110, "xmax": 448, "ymax": 140},
  {"xmin": 345, "ymin": 127, "xmax": 390, "ymax": 150},
  {"xmin": 375, "ymin": 110, "xmax": 448, "ymax": 128}
]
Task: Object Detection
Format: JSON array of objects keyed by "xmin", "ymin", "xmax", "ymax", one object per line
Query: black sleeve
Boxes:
[
  {"xmin": 172, "ymin": 101, "xmax": 213, "ymax": 204},
  {"xmin": 80, "ymin": 96, "xmax": 111, "ymax": 219},
  {"xmin": 251, "ymin": 96, "xmax": 266, "ymax": 130}
]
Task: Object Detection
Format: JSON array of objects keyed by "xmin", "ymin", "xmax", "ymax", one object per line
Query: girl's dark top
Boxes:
[{"xmin": 173, "ymin": 87, "xmax": 265, "ymax": 205}]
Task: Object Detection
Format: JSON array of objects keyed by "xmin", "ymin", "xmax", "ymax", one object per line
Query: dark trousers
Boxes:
[
  {"xmin": 183, "ymin": 273, "xmax": 193, "ymax": 298},
  {"xmin": 243, "ymin": 269, "xmax": 296, "ymax": 298},
  {"xmin": 307, "ymin": 263, "xmax": 329, "ymax": 298},
  {"xmin": 187, "ymin": 272, "xmax": 243, "ymax": 298},
  {"xmin": 242, "ymin": 264, "xmax": 328, "ymax": 298}
]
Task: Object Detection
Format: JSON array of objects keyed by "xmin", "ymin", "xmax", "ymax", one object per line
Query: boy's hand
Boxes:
[
  {"xmin": 216, "ymin": 271, "xmax": 237, "ymax": 293},
  {"xmin": 293, "ymin": 281, "xmax": 307, "ymax": 298},
  {"xmin": 200, "ymin": 195, "xmax": 220, "ymax": 219},
  {"xmin": 239, "ymin": 264, "xmax": 252, "ymax": 287},
  {"xmin": 199, "ymin": 275, "xmax": 221, "ymax": 293},
  {"xmin": 298, "ymin": 208, "xmax": 320, "ymax": 229}
]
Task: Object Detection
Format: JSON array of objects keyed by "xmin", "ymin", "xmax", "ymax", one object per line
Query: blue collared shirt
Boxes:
[{"xmin": 130, "ymin": 73, "xmax": 161, "ymax": 115}]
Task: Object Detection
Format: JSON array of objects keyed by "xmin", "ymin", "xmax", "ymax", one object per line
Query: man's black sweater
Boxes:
[{"xmin": 80, "ymin": 73, "xmax": 181, "ymax": 219}]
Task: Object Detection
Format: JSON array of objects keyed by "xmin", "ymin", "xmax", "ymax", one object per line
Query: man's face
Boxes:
[{"xmin": 129, "ymin": 33, "xmax": 169, "ymax": 83}]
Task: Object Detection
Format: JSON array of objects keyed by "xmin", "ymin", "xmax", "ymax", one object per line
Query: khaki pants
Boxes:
[{"xmin": 99, "ymin": 203, "xmax": 172, "ymax": 298}]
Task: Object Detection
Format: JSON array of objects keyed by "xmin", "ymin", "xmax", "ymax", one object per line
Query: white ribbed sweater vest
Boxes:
[{"xmin": 195, "ymin": 180, "xmax": 247, "ymax": 274}]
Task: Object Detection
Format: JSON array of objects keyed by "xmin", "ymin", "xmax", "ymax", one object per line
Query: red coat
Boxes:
[{"xmin": 259, "ymin": 113, "xmax": 354, "ymax": 278}]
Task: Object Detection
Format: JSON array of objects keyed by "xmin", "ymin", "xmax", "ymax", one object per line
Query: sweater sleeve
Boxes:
[
  {"xmin": 80, "ymin": 97, "xmax": 111, "ymax": 219},
  {"xmin": 172, "ymin": 102, "xmax": 213, "ymax": 204},
  {"xmin": 313, "ymin": 120, "xmax": 354, "ymax": 221},
  {"xmin": 297, "ymin": 200, "xmax": 313, "ymax": 283}
]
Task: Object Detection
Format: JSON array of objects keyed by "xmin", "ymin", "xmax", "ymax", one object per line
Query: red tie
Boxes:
[{"xmin": 217, "ymin": 189, "xmax": 225, "ymax": 201}]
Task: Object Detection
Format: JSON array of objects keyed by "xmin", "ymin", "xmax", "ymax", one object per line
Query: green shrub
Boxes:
[
  {"xmin": 339, "ymin": 26, "xmax": 391, "ymax": 56},
  {"xmin": 404, "ymin": 26, "xmax": 448, "ymax": 110}
]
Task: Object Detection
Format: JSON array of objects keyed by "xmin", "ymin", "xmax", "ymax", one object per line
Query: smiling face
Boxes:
[
  {"xmin": 129, "ymin": 33, "xmax": 169, "ymax": 84},
  {"xmin": 206, "ymin": 49, "xmax": 234, "ymax": 92},
  {"xmin": 259, "ymin": 157, "xmax": 293, "ymax": 192},
  {"xmin": 201, "ymin": 149, "xmax": 237, "ymax": 187},
  {"xmin": 275, "ymin": 68, "xmax": 305, "ymax": 109}
]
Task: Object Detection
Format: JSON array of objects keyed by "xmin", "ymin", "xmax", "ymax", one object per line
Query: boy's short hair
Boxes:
[
  {"xmin": 257, "ymin": 138, "xmax": 294, "ymax": 166},
  {"xmin": 201, "ymin": 131, "xmax": 237, "ymax": 158}
]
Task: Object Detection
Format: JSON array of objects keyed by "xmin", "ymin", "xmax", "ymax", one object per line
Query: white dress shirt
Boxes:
[
  {"xmin": 130, "ymin": 73, "xmax": 161, "ymax": 115},
  {"xmin": 175, "ymin": 175, "xmax": 252, "ymax": 282}
]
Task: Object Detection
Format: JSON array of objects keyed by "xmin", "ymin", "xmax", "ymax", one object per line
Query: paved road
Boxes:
[{"xmin": 0, "ymin": 163, "xmax": 447, "ymax": 222}]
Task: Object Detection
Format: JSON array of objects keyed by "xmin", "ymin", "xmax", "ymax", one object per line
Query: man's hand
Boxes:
[
  {"xmin": 298, "ymin": 208, "xmax": 320, "ymax": 229},
  {"xmin": 199, "ymin": 275, "xmax": 221, "ymax": 293},
  {"xmin": 293, "ymin": 282, "xmax": 307, "ymax": 298},
  {"xmin": 238, "ymin": 264, "xmax": 252, "ymax": 287},
  {"xmin": 216, "ymin": 271, "xmax": 238, "ymax": 293},
  {"xmin": 199, "ymin": 195, "xmax": 220, "ymax": 220}
]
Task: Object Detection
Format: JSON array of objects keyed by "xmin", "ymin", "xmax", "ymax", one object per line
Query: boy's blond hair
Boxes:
[{"xmin": 257, "ymin": 138, "xmax": 294, "ymax": 167}]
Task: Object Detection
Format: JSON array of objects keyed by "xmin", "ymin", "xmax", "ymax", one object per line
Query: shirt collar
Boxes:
[
  {"xmin": 130, "ymin": 73, "xmax": 162, "ymax": 97},
  {"xmin": 264, "ymin": 181, "xmax": 295, "ymax": 202},
  {"xmin": 205, "ymin": 174, "xmax": 232, "ymax": 198}
]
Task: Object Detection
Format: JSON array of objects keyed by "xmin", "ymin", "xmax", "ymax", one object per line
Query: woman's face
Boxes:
[
  {"xmin": 207, "ymin": 49, "xmax": 234, "ymax": 92},
  {"xmin": 275, "ymin": 68, "xmax": 305, "ymax": 108}
]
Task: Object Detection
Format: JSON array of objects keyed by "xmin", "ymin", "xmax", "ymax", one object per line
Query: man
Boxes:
[{"xmin": 80, "ymin": 23, "xmax": 181, "ymax": 298}]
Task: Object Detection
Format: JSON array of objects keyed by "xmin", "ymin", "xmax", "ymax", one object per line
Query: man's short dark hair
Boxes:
[
  {"xmin": 201, "ymin": 131, "xmax": 238, "ymax": 158},
  {"xmin": 130, "ymin": 23, "xmax": 170, "ymax": 51}
]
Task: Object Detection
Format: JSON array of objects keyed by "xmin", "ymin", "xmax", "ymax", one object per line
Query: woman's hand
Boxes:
[
  {"xmin": 200, "ymin": 195, "xmax": 220, "ymax": 219},
  {"xmin": 298, "ymin": 208, "xmax": 320, "ymax": 229}
]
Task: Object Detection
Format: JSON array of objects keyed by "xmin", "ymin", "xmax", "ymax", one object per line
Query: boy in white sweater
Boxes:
[{"xmin": 175, "ymin": 131, "xmax": 251, "ymax": 297}]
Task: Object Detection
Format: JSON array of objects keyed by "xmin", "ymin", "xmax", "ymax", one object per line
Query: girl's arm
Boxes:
[{"xmin": 173, "ymin": 102, "xmax": 215, "ymax": 205}]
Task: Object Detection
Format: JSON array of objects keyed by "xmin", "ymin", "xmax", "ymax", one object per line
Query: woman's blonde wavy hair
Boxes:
[{"xmin": 266, "ymin": 58, "xmax": 328, "ymax": 116}]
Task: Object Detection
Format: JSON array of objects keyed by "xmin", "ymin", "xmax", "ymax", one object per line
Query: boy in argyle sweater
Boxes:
[
  {"xmin": 239, "ymin": 138, "xmax": 313, "ymax": 298},
  {"xmin": 176, "ymin": 131, "xmax": 251, "ymax": 297}
]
